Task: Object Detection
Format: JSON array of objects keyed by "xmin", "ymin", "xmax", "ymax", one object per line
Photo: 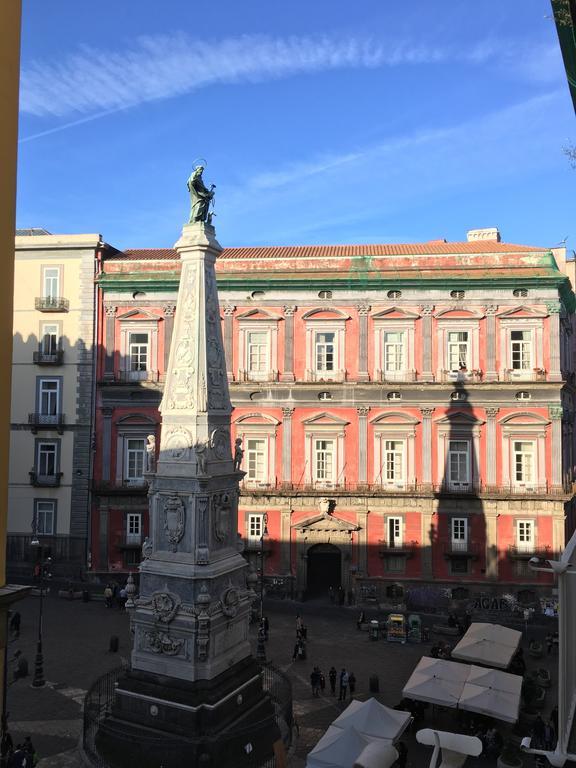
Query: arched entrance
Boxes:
[{"xmin": 306, "ymin": 543, "xmax": 341, "ymax": 596}]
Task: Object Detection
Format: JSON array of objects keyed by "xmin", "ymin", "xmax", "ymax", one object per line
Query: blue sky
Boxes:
[{"xmin": 16, "ymin": 0, "xmax": 575, "ymax": 250}]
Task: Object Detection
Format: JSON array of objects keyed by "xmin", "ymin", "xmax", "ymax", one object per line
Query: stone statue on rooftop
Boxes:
[{"xmin": 187, "ymin": 164, "xmax": 216, "ymax": 224}]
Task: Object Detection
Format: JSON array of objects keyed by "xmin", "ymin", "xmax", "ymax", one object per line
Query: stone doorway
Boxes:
[{"xmin": 306, "ymin": 543, "xmax": 341, "ymax": 596}]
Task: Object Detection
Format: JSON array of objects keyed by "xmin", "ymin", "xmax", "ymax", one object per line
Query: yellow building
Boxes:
[{"xmin": 9, "ymin": 232, "xmax": 102, "ymax": 579}]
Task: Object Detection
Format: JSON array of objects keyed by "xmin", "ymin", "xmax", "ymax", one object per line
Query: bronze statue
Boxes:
[{"xmin": 187, "ymin": 165, "xmax": 215, "ymax": 224}]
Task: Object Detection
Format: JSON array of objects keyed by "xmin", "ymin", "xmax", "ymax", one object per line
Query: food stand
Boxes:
[
  {"xmin": 408, "ymin": 614, "xmax": 422, "ymax": 643},
  {"xmin": 386, "ymin": 613, "xmax": 406, "ymax": 643}
]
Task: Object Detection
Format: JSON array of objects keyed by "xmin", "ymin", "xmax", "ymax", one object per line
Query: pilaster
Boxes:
[
  {"xmin": 280, "ymin": 306, "xmax": 296, "ymax": 382},
  {"xmin": 547, "ymin": 302, "xmax": 562, "ymax": 381},
  {"xmin": 420, "ymin": 407, "xmax": 434, "ymax": 486},
  {"xmin": 357, "ymin": 406, "xmax": 370, "ymax": 484},
  {"xmin": 484, "ymin": 305, "xmax": 498, "ymax": 382},
  {"xmin": 101, "ymin": 406, "xmax": 114, "ymax": 482},
  {"xmin": 549, "ymin": 405, "xmax": 564, "ymax": 490},
  {"xmin": 104, "ymin": 304, "xmax": 116, "ymax": 380},
  {"xmin": 162, "ymin": 303, "xmax": 176, "ymax": 375},
  {"xmin": 356, "ymin": 510, "xmax": 369, "ymax": 576},
  {"xmin": 356, "ymin": 303, "xmax": 370, "ymax": 382},
  {"xmin": 282, "ymin": 407, "xmax": 294, "ymax": 485},
  {"xmin": 222, "ymin": 303, "xmax": 235, "ymax": 382},
  {"xmin": 485, "ymin": 510, "xmax": 499, "ymax": 580},
  {"xmin": 485, "ymin": 407, "xmax": 499, "ymax": 489}
]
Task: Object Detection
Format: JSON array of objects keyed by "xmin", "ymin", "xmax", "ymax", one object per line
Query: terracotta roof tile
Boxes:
[{"xmin": 113, "ymin": 241, "xmax": 546, "ymax": 263}]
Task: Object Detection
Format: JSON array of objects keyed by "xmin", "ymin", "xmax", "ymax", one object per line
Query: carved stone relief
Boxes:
[{"xmin": 163, "ymin": 495, "xmax": 186, "ymax": 552}]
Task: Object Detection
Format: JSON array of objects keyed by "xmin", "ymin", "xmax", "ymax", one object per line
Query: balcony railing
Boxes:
[
  {"xmin": 33, "ymin": 349, "xmax": 64, "ymax": 365},
  {"xmin": 304, "ymin": 369, "xmax": 347, "ymax": 383},
  {"xmin": 35, "ymin": 296, "xmax": 69, "ymax": 312},
  {"xmin": 443, "ymin": 541, "xmax": 480, "ymax": 559},
  {"xmin": 502, "ymin": 368, "xmax": 547, "ymax": 382},
  {"xmin": 378, "ymin": 540, "xmax": 416, "ymax": 557},
  {"xmin": 28, "ymin": 413, "xmax": 65, "ymax": 434},
  {"xmin": 507, "ymin": 544, "xmax": 555, "ymax": 560},
  {"xmin": 439, "ymin": 369, "xmax": 483, "ymax": 383},
  {"xmin": 238, "ymin": 369, "xmax": 279, "ymax": 383},
  {"xmin": 116, "ymin": 533, "xmax": 143, "ymax": 549},
  {"xmin": 375, "ymin": 369, "xmax": 417, "ymax": 383},
  {"xmin": 29, "ymin": 471, "xmax": 63, "ymax": 487},
  {"xmin": 114, "ymin": 370, "xmax": 162, "ymax": 383}
]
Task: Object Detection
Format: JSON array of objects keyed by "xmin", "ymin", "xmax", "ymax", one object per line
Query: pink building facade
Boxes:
[{"xmin": 91, "ymin": 230, "xmax": 576, "ymax": 606}]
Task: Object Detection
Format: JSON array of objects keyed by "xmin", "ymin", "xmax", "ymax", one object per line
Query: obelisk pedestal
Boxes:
[{"xmin": 96, "ymin": 222, "xmax": 279, "ymax": 768}]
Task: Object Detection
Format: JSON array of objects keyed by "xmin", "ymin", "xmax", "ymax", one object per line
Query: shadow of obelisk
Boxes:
[{"xmin": 96, "ymin": 216, "xmax": 279, "ymax": 767}]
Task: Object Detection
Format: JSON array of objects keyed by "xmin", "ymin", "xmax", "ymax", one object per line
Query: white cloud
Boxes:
[{"xmin": 20, "ymin": 32, "xmax": 549, "ymax": 120}]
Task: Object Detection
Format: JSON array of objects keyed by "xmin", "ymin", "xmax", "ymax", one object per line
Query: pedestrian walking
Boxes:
[
  {"xmin": 292, "ymin": 642, "xmax": 299, "ymax": 662},
  {"xmin": 9, "ymin": 612, "xmax": 20, "ymax": 639},
  {"xmin": 310, "ymin": 667, "xmax": 321, "ymax": 697},
  {"xmin": 11, "ymin": 652, "xmax": 28, "ymax": 683},
  {"xmin": 329, "ymin": 666, "xmax": 337, "ymax": 696},
  {"xmin": 356, "ymin": 612, "xmax": 365, "ymax": 631},
  {"xmin": 348, "ymin": 671, "xmax": 356, "ymax": 697},
  {"xmin": 329, "ymin": 586, "xmax": 335, "ymax": 604},
  {"xmin": 337, "ymin": 586, "xmax": 345, "ymax": 606},
  {"xmin": 23, "ymin": 737, "xmax": 37, "ymax": 766},
  {"xmin": 104, "ymin": 584, "xmax": 113, "ymax": 609},
  {"xmin": 546, "ymin": 633, "xmax": 554, "ymax": 655},
  {"xmin": 301, "ymin": 623, "xmax": 308, "ymax": 640},
  {"xmin": 296, "ymin": 615, "xmax": 303, "ymax": 635},
  {"xmin": 262, "ymin": 616, "xmax": 269, "ymax": 639},
  {"xmin": 319, "ymin": 670, "xmax": 326, "ymax": 693},
  {"xmin": 338, "ymin": 668, "xmax": 349, "ymax": 701},
  {"xmin": 544, "ymin": 720, "xmax": 555, "ymax": 750}
]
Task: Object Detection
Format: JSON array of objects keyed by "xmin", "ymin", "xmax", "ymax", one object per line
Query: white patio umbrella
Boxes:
[
  {"xmin": 402, "ymin": 657, "xmax": 469, "ymax": 708},
  {"xmin": 458, "ymin": 664, "xmax": 523, "ymax": 724},
  {"xmin": 332, "ymin": 698, "xmax": 411, "ymax": 742},
  {"xmin": 451, "ymin": 623, "xmax": 521, "ymax": 669}
]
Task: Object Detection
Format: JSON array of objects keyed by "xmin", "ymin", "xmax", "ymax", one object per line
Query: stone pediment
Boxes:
[
  {"xmin": 234, "ymin": 412, "xmax": 280, "ymax": 426},
  {"xmin": 499, "ymin": 411, "xmax": 550, "ymax": 426},
  {"xmin": 235, "ymin": 308, "xmax": 282, "ymax": 321},
  {"xmin": 497, "ymin": 305, "xmax": 548, "ymax": 319},
  {"xmin": 371, "ymin": 411, "xmax": 420, "ymax": 426},
  {"xmin": 434, "ymin": 307, "xmax": 483, "ymax": 319},
  {"xmin": 294, "ymin": 513, "xmax": 360, "ymax": 533},
  {"xmin": 372, "ymin": 306, "xmax": 420, "ymax": 320},
  {"xmin": 301, "ymin": 412, "xmax": 350, "ymax": 427},
  {"xmin": 301, "ymin": 307, "xmax": 350, "ymax": 321},
  {"xmin": 435, "ymin": 411, "xmax": 485, "ymax": 426},
  {"xmin": 116, "ymin": 413, "xmax": 157, "ymax": 425},
  {"xmin": 116, "ymin": 308, "xmax": 160, "ymax": 321}
]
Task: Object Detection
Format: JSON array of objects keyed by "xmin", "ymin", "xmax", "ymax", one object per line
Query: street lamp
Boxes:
[
  {"xmin": 259, "ymin": 513, "xmax": 269, "ymax": 620},
  {"xmin": 30, "ymin": 523, "xmax": 51, "ymax": 689}
]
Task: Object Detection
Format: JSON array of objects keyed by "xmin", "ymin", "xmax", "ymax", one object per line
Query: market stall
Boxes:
[
  {"xmin": 407, "ymin": 614, "xmax": 422, "ymax": 643},
  {"xmin": 386, "ymin": 613, "xmax": 406, "ymax": 643}
]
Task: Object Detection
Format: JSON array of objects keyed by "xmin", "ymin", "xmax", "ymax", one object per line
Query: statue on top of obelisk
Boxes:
[{"xmin": 187, "ymin": 161, "xmax": 216, "ymax": 224}]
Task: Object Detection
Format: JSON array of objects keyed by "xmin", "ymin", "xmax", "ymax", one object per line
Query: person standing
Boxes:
[
  {"xmin": 9, "ymin": 612, "xmax": 20, "ymax": 639},
  {"xmin": 546, "ymin": 633, "xmax": 554, "ymax": 655},
  {"xmin": 348, "ymin": 672, "xmax": 356, "ymax": 697},
  {"xmin": 104, "ymin": 584, "xmax": 113, "ymax": 609},
  {"xmin": 310, "ymin": 668, "xmax": 320, "ymax": 698},
  {"xmin": 328, "ymin": 666, "xmax": 337, "ymax": 696},
  {"xmin": 544, "ymin": 720, "xmax": 555, "ymax": 751},
  {"xmin": 532, "ymin": 714, "xmax": 545, "ymax": 749},
  {"xmin": 339, "ymin": 668, "xmax": 349, "ymax": 701}
]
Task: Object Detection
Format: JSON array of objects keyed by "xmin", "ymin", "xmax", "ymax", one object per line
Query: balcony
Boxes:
[
  {"xmin": 116, "ymin": 533, "xmax": 143, "ymax": 550},
  {"xmin": 443, "ymin": 541, "xmax": 480, "ymax": 559},
  {"xmin": 35, "ymin": 296, "xmax": 69, "ymax": 312},
  {"xmin": 237, "ymin": 369, "xmax": 279, "ymax": 383},
  {"xmin": 33, "ymin": 349, "xmax": 63, "ymax": 366},
  {"xmin": 114, "ymin": 370, "xmax": 162, "ymax": 384},
  {"xmin": 502, "ymin": 368, "xmax": 546, "ymax": 383},
  {"xmin": 29, "ymin": 470, "xmax": 63, "ymax": 487},
  {"xmin": 243, "ymin": 537, "xmax": 273, "ymax": 554},
  {"xmin": 507, "ymin": 544, "xmax": 554, "ymax": 560},
  {"xmin": 439, "ymin": 369, "xmax": 483, "ymax": 383},
  {"xmin": 378, "ymin": 540, "xmax": 416, "ymax": 558},
  {"xmin": 304, "ymin": 369, "xmax": 347, "ymax": 383},
  {"xmin": 28, "ymin": 413, "xmax": 65, "ymax": 434},
  {"xmin": 376, "ymin": 369, "xmax": 416, "ymax": 383}
]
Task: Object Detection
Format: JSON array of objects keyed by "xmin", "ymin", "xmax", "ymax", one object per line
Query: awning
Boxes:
[
  {"xmin": 402, "ymin": 657, "xmax": 469, "ymax": 707},
  {"xmin": 451, "ymin": 622, "xmax": 521, "ymax": 669}
]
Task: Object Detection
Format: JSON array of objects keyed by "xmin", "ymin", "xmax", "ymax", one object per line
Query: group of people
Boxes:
[
  {"xmin": 292, "ymin": 615, "xmax": 308, "ymax": 661},
  {"xmin": 1, "ymin": 732, "xmax": 37, "ymax": 767},
  {"xmin": 103, "ymin": 582, "xmax": 127, "ymax": 609},
  {"xmin": 309, "ymin": 665, "xmax": 357, "ymax": 700},
  {"xmin": 430, "ymin": 641, "xmax": 452, "ymax": 660}
]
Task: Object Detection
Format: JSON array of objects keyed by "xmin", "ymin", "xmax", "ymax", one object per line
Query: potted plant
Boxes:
[{"xmin": 497, "ymin": 740, "xmax": 523, "ymax": 768}]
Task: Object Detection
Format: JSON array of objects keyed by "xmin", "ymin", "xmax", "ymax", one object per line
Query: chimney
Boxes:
[{"xmin": 467, "ymin": 227, "xmax": 501, "ymax": 243}]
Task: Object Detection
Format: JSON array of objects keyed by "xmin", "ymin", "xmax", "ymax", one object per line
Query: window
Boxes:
[
  {"xmin": 129, "ymin": 332, "xmax": 149, "ymax": 372},
  {"xmin": 450, "ymin": 290, "xmax": 465, "ymax": 300},
  {"xmin": 127, "ymin": 513, "xmax": 142, "ymax": 544},
  {"xmin": 318, "ymin": 391, "xmax": 332, "ymax": 401},
  {"xmin": 125, "ymin": 438, "xmax": 146, "ymax": 484},
  {"xmin": 247, "ymin": 331, "xmax": 268, "ymax": 374},
  {"xmin": 41, "ymin": 324, "xmax": 59, "ymax": 355},
  {"xmin": 387, "ymin": 290, "xmax": 402, "ymax": 299},
  {"xmin": 515, "ymin": 391, "xmax": 531, "ymax": 400},
  {"xmin": 387, "ymin": 516, "xmax": 403, "ymax": 547},
  {"xmin": 318, "ymin": 290, "xmax": 332, "ymax": 299},
  {"xmin": 384, "ymin": 441, "xmax": 404, "ymax": 484},
  {"xmin": 448, "ymin": 440, "xmax": 469, "ymax": 490},
  {"xmin": 447, "ymin": 331, "xmax": 469, "ymax": 371},
  {"xmin": 314, "ymin": 439, "xmax": 335, "ymax": 483},
  {"xmin": 248, "ymin": 513, "xmax": 263, "ymax": 542},
  {"xmin": 517, "ymin": 519, "xmax": 534, "ymax": 551},
  {"xmin": 43, "ymin": 267, "xmax": 60, "ymax": 299},
  {"xmin": 39, "ymin": 379, "xmax": 59, "ymax": 416},
  {"xmin": 315, "ymin": 332, "xmax": 335, "ymax": 372},
  {"xmin": 384, "ymin": 331, "xmax": 404, "ymax": 372},
  {"xmin": 513, "ymin": 288, "xmax": 528, "ymax": 298},
  {"xmin": 385, "ymin": 556, "xmax": 405, "ymax": 573},
  {"xmin": 450, "ymin": 557, "xmax": 468, "ymax": 574},
  {"xmin": 511, "ymin": 330, "xmax": 531, "ymax": 370},
  {"xmin": 451, "ymin": 518, "xmax": 468, "ymax": 552},
  {"xmin": 387, "ymin": 391, "xmax": 401, "ymax": 400},
  {"xmin": 34, "ymin": 500, "xmax": 55, "ymax": 535},
  {"xmin": 246, "ymin": 439, "xmax": 266, "ymax": 483},
  {"xmin": 513, "ymin": 441, "xmax": 534, "ymax": 485},
  {"xmin": 37, "ymin": 442, "xmax": 57, "ymax": 478}
]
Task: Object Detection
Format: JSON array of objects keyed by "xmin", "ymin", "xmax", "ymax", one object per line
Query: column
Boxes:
[
  {"xmin": 420, "ymin": 407, "xmax": 434, "ymax": 487},
  {"xmin": 484, "ymin": 305, "xmax": 498, "ymax": 382},
  {"xmin": 282, "ymin": 407, "xmax": 294, "ymax": 486},
  {"xmin": 222, "ymin": 303, "xmax": 235, "ymax": 382},
  {"xmin": 103, "ymin": 304, "xmax": 116, "ymax": 380},
  {"xmin": 99, "ymin": 502, "xmax": 109, "ymax": 569},
  {"xmin": 356, "ymin": 303, "xmax": 370, "ymax": 382},
  {"xmin": 485, "ymin": 407, "xmax": 499, "ymax": 489},
  {"xmin": 280, "ymin": 306, "xmax": 296, "ymax": 382},
  {"xmin": 550, "ymin": 405, "xmax": 564, "ymax": 490},
  {"xmin": 547, "ymin": 302, "xmax": 562, "ymax": 381},
  {"xmin": 421, "ymin": 305, "xmax": 434, "ymax": 381},
  {"xmin": 356, "ymin": 510, "xmax": 369, "ymax": 576},
  {"xmin": 162, "ymin": 303, "xmax": 176, "ymax": 376},
  {"xmin": 420, "ymin": 500, "xmax": 434, "ymax": 579},
  {"xmin": 101, "ymin": 406, "xmax": 114, "ymax": 482},
  {"xmin": 357, "ymin": 406, "xmax": 369, "ymax": 486},
  {"xmin": 485, "ymin": 506, "xmax": 499, "ymax": 580},
  {"xmin": 280, "ymin": 508, "xmax": 292, "ymax": 575}
]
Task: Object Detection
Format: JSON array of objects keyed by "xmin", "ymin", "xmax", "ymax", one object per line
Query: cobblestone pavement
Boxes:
[{"xmin": 4, "ymin": 593, "xmax": 562, "ymax": 767}]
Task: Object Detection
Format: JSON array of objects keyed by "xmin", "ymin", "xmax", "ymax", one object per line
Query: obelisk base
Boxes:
[{"xmin": 96, "ymin": 657, "xmax": 279, "ymax": 768}]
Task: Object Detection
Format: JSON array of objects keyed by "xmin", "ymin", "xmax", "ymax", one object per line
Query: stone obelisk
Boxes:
[{"xmin": 96, "ymin": 185, "xmax": 278, "ymax": 767}]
